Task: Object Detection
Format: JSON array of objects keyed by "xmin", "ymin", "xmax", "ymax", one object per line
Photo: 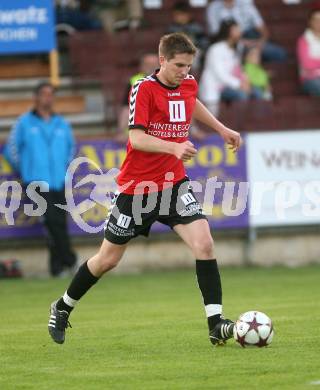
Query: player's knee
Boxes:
[
  {"xmin": 95, "ymin": 250, "xmax": 122, "ymax": 274},
  {"xmin": 192, "ymin": 236, "xmax": 214, "ymax": 258},
  {"xmin": 98, "ymin": 256, "xmax": 120, "ymax": 273}
]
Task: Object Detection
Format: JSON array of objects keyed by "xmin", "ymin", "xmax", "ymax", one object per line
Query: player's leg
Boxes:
[
  {"xmin": 48, "ymin": 188, "xmax": 149, "ymax": 344},
  {"xmin": 48, "ymin": 239, "xmax": 127, "ymax": 344},
  {"xmin": 173, "ymin": 219, "xmax": 234, "ymax": 346},
  {"xmin": 57, "ymin": 238, "xmax": 127, "ymax": 311}
]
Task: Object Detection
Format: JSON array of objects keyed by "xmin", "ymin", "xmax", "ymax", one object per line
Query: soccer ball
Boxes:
[{"xmin": 233, "ymin": 311, "xmax": 274, "ymax": 348}]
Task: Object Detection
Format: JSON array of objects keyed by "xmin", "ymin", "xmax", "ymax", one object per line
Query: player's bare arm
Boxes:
[
  {"xmin": 129, "ymin": 129, "xmax": 197, "ymax": 161},
  {"xmin": 193, "ymin": 99, "xmax": 242, "ymax": 152}
]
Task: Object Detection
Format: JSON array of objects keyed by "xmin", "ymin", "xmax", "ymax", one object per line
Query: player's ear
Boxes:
[{"xmin": 159, "ymin": 55, "xmax": 165, "ymax": 66}]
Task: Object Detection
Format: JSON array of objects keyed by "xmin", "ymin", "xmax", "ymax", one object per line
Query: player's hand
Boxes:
[
  {"xmin": 220, "ymin": 127, "xmax": 242, "ymax": 153},
  {"xmin": 174, "ymin": 141, "xmax": 197, "ymax": 162}
]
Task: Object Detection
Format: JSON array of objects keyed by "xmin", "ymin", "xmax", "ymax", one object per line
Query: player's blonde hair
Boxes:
[{"xmin": 159, "ymin": 33, "xmax": 197, "ymax": 60}]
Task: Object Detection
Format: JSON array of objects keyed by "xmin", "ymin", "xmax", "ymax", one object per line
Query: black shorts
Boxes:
[{"xmin": 104, "ymin": 177, "xmax": 207, "ymax": 245}]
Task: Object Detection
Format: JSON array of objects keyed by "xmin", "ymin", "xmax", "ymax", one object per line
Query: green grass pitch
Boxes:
[{"xmin": 0, "ymin": 266, "xmax": 319, "ymax": 390}]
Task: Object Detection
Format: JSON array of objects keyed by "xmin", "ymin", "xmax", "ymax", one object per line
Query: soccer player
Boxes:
[{"xmin": 48, "ymin": 32, "xmax": 242, "ymax": 346}]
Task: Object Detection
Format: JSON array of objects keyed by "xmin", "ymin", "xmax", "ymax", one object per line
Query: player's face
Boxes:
[{"xmin": 159, "ymin": 53, "xmax": 194, "ymax": 86}]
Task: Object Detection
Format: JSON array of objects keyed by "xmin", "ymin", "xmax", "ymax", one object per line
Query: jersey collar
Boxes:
[{"xmin": 152, "ymin": 69, "xmax": 180, "ymax": 90}]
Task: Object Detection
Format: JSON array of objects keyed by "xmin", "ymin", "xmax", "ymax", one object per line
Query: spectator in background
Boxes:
[
  {"xmin": 243, "ymin": 46, "xmax": 273, "ymax": 100},
  {"xmin": 4, "ymin": 83, "xmax": 77, "ymax": 278},
  {"xmin": 167, "ymin": 1, "xmax": 209, "ymax": 71},
  {"xmin": 56, "ymin": 0, "xmax": 103, "ymax": 30},
  {"xmin": 116, "ymin": 53, "xmax": 159, "ymax": 143},
  {"xmin": 297, "ymin": 7, "xmax": 320, "ymax": 96},
  {"xmin": 199, "ymin": 20, "xmax": 252, "ymax": 116},
  {"xmin": 206, "ymin": 0, "xmax": 287, "ymax": 62},
  {"xmin": 96, "ymin": 0, "xmax": 143, "ymax": 32}
]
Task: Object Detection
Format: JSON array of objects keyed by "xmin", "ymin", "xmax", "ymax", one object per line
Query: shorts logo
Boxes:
[
  {"xmin": 169, "ymin": 100, "xmax": 186, "ymax": 122},
  {"xmin": 181, "ymin": 193, "xmax": 196, "ymax": 206},
  {"xmin": 116, "ymin": 213, "xmax": 132, "ymax": 229}
]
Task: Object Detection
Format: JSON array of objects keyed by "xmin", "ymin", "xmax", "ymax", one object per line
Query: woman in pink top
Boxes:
[{"xmin": 297, "ymin": 8, "xmax": 320, "ymax": 96}]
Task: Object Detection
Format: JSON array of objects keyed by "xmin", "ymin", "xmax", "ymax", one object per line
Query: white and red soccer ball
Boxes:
[{"xmin": 233, "ymin": 311, "xmax": 274, "ymax": 348}]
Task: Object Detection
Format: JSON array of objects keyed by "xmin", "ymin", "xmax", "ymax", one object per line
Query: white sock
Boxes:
[
  {"xmin": 205, "ymin": 304, "xmax": 222, "ymax": 318},
  {"xmin": 63, "ymin": 292, "xmax": 78, "ymax": 308}
]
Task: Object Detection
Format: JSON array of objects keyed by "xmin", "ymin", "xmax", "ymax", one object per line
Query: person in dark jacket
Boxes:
[
  {"xmin": 4, "ymin": 82, "xmax": 77, "ymax": 277},
  {"xmin": 167, "ymin": 0, "xmax": 209, "ymax": 72}
]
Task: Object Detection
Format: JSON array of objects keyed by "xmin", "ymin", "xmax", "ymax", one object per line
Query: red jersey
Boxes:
[{"xmin": 117, "ymin": 72, "xmax": 198, "ymax": 194}]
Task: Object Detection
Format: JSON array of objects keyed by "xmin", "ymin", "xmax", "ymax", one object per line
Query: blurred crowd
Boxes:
[
  {"xmin": 54, "ymin": 0, "xmax": 320, "ymax": 138},
  {"xmin": 55, "ymin": 0, "xmax": 143, "ymax": 32}
]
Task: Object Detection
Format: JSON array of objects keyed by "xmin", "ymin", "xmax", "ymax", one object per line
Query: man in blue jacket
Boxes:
[{"xmin": 5, "ymin": 82, "xmax": 77, "ymax": 277}]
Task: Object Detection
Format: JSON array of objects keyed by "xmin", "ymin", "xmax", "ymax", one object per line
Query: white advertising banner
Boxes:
[
  {"xmin": 143, "ymin": 0, "xmax": 162, "ymax": 9},
  {"xmin": 189, "ymin": 0, "xmax": 208, "ymax": 6},
  {"xmin": 247, "ymin": 130, "xmax": 320, "ymax": 227}
]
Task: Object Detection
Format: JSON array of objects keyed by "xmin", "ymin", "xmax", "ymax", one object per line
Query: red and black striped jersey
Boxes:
[{"xmin": 117, "ymin": 71, "xmax": 198, "ymax": 194}]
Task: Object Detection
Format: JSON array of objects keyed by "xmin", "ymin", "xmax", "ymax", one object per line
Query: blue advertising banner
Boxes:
[
  {"xmin": 0, "ymin": 0, "xmax": 56, "ymax": 55},
  {"xmin": 0, "ymin": 135, "xmax": 248, "ymax": 239}
]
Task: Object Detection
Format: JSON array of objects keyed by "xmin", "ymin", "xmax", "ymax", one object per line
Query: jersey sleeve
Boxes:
[
  {"xmin": 190, "ymin": 76, "xmax": 199, "ymax": 97},
  {"xmin": 128, "ymin": 80, "xmax": 151, "ymax": 131}
]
